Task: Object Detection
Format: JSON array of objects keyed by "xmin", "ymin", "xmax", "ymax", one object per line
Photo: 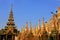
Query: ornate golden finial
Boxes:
[{"xmin": 7, "ymin": 5, "xmax": 15, "ymax": 26}]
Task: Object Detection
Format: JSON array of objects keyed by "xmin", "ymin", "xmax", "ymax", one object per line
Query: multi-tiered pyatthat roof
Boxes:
[
  {"xmin": 0, "ymin": 6, "xmax": 19, "ymax": 37},
  {"xmin": 7, "ymin": 6, "xmax": 15, "ymax": 26}
]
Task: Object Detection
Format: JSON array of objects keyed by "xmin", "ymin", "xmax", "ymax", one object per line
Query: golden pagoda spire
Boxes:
[
  {"xmin": 37, "ymin": 19, "xmax": 40, "ymax": 30},
  {"xmin": 57, "ymin": 7, "xmax": 60, "ymax": 19},
  {"xmin": 25, "ymin": 22, "xmax": 28, "ymax": 32},
  {"xmin": 7, "ymin": 5, "xmax": 15, "ymax": 26},
  {"xmin": 41, "ymin": 17, "xmax": 46, "ymax": 33},
  {"xmin": 30, "ymin": 22, "xmax": 32, "ymax": 32},
  {"xmin": 8, "ymin": 5, "xmax": 14, "ymax": 21},
  {"xmin": 58, "ymin": 7, "xmax": 60, "ymax": 12},
  {"xmin": 51, "ymin": 16, "xmax": 57, "ymax": 31},
  {"xmin": 42, "ymin": 17, "xmax": 45, "ymax": 28},
  {"xmin": 21, "ymin": 26, "xmax": 25, "ymax": 33}
]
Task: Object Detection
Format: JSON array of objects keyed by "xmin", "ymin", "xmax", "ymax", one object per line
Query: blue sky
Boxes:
[{"xmin": 0, "ymin": 0, "xmax": 60, "ymax": 30}]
